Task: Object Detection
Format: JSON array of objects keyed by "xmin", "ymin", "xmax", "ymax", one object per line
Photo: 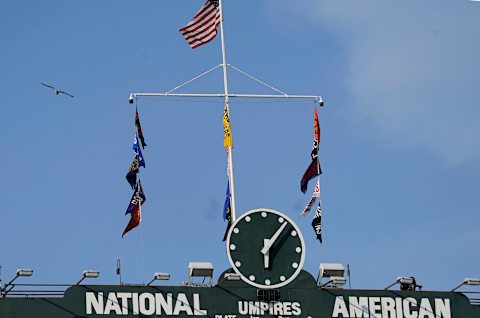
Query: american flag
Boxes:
[{"xmin": 180, "ymin": 0, "xmax": 221, "ymax": 49}]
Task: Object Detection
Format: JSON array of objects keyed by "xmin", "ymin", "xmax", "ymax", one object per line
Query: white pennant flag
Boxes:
[{"xmin": 300, "ymin": 178, "xmax": 320, "ymax": 216}]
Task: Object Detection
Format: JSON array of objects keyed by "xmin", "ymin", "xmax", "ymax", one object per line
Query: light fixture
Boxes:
[
  {"xmin": 1, "ymin": 268, "xmax": 34, "ymax": 296},
  {"xmin": 16, "ymin": 269, "xmax": 33, "ymax": 277},
  {"xmin": 451, "ymin": 278, "xmax": 480, "ymax": 291},
  {"xmin": 224, "ymin": 273, "xmax": 241, "ymax": 281},
  {"xmin": 76, "ymin": 270, "xmax": 100, "ymax": 285},
  {"xmin": 320, "ymin": 276, "xmax": 347, "ymax": 289},
  {"xmin": 187, "ymin": 262, "xmax": 214, "ymax": 287},
  {"xmin": 316, "ymin": 263, "xmax": 345, "ymax": 287},
  {"xmin": 385, "ymin": 276, "xmax": 417, "ymax": 290},
  {"xmin": 147, "ymin": 272, "xmax": 171, "ymax": 286}
]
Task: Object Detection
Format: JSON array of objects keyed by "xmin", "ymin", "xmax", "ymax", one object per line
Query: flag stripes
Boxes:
[{"xmin": 180, "ymin": 0, "xmax": 221, "ymax": 49}]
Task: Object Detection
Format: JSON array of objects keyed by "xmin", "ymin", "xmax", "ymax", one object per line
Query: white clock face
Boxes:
[{"xmin": 226, "ymin": 208, "xmax": 306, "ymax": 289}]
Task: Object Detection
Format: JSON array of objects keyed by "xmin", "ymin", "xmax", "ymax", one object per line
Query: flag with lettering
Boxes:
[
  {"xmin": 222, "ymin": 180, "xmax": 232, "ymax": 241},
  {"xmin": 126, "ymin": 155, "xmax": 139, "ymax": 189},
  {"xmin": 125, "ymin": 180, "xmax": 146, "ymax": 215},
  {"xmin": 311, "ymin": 200, "xmax": 323, "ymax": 243},
  {"xmin": 179, "ymin": 0, "xmax": 221, "ymax": 49},
  {"xmin": 311, "ymin": 107, "xmax": 320, "ymax": 161},
  {"xmin": 122, "ymin": 203, "xmax": 142, "ymax": 238},
  {"xmin": 223, "ymin": 104, "xmax": 233, "ymax": 149},
  {"xmin": 133, "ymin": 133, "xmax": 146, "ymax": 168},
  {"xmin": 133, "ymin": 132, "xmax": 140, "ymax": 154},
  {"xmin": 135, "ymin": 108, "xmax": 147, "ymax": 149},
  {"xmin": 301, "ymin": 178, "xmax": 320, "ymax": 216},
  {"xmin": 300, "ymin": 106, "xmax": 322, "ymax": 193}
]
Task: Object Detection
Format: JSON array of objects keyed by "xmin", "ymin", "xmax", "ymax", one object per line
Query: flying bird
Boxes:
[{"xmin": 41, "ymin": 83, "xmax": 74, "ymax": 98}]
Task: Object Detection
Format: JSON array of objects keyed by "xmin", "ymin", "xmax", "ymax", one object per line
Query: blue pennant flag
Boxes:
[
  {"xmin": 133, "ymin": 133, "xmax": 140, "ymax": 154},
  {"xmin": 133, "ymin": 132, "xmax": 146, "ymax": 168},
  {"xmin": 222, "ymin": 180, "xmax": 232, "ymax": 241},
  {"xmin": 137, "ymin": 146, "xmax": 146, "ymax": 168},
  {"xmin": 223, "ymin": 180, "xmax": 231, "ymax": 221}
]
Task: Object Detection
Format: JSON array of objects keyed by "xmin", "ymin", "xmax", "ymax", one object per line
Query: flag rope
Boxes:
[
  {"xmin": 166, "ymin": 64, "xmax": 223, "ymax": 94},
  {"xmin": 229, "ymin": 65, "xmax": 288, "ymax": 96}
]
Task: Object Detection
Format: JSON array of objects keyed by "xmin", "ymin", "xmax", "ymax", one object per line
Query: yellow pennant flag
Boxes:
[{"xmin": 223, "ymin": 104, "xmax": 233, "ymax": 149}]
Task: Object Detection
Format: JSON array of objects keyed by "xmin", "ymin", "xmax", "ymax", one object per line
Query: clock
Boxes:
[{"xmin": 226, "ymin": 208, "xmax": 306, "ymax": 289}]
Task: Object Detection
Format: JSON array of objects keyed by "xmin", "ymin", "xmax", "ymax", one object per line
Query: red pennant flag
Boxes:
[{"xmin": 122, "ymin": 203, "xmax": 142, "ymax": 238}]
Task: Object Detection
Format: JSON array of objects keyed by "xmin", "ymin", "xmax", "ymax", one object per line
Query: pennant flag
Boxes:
[
  {"xmin": 133, "ymin": 133, "xmax": 140, "ymax": 154},
  {"xmin": 311, "ymin": 200, "xmax": 323, "ymax": 243},
  {"xmin": 222, "ymin": 180, "xmax": 232, "ymax": 241},
  {"xmin": 223, "ymin": 104, "xmax": 233, "ymax": 149},
  {"xmin": 125, "ymin": 180, "xmax": 146, "ymax": 215},
  {"xmin": 311, "ymin": 107, "xmax": 320, "ymax": 160},
  {"xmin": 179, "ymin": 0, "xmax": 221, "ymax": 49},
  {"xmin": 135, "ymin": 108, "xmax": 147, "ymax": 149},
  {"xmin": 122, "ymin": 203, "xmax": 142, "ymax": 238},
  {"xmin": 137, "ymin": 146, "xmax": 146, "ymax": 168},
  {"xmin": 301, "ymin": 106, "xmax": 322, "ymax": 193},
  {"xmin": 126, "ymin": 156, "xmax": 140, "ymax": 189},
  {"xmin": 314, "ymin": 107, "xmax": 320, "ymax": 143},
  {"xmin": 300, "ymin": 159, "xmax": 321, "ymax": 193},
  {"xmin": 300, "ymin": 178, "xmax": 320, "ymax": 216},
  {"xmin": 133, "ymin": 133, "xmax": 146, "ymax": 168}
]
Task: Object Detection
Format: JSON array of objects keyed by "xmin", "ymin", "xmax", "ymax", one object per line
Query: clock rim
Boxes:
[{"xmin": 225, "ymin": 208, "xmax": 306, "ymax": 289}]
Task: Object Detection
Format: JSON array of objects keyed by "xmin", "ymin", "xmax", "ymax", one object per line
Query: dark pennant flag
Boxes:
[
  {"xmin": 125, "ymin": 180, "xmax": 146, "ymax": 215},
  {"xmin": 311, "ymin": 200, "xmax": 323, "ymax": 243},
  {"xmin": 135, "ymin": 108, "xmax": 147, "ymax": 149},
  {"xmin": 179, "ymin": 0, "xmax": 221, "ymax": 49},
  {"xmin": 126, "ymin": 156, "xmax": 139, "ymax": 189},
  {"xmin": 300, "ymin": 159, "xmax": 322, "ymax": 193},
  {"xmin": 222, "ymin": 180, "xmax": 232, "ymax": 241}
]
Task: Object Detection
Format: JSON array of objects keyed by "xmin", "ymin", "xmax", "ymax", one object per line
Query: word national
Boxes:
[{"xmin": 86, "ymin": 292, "xmax": 207, "ymax": 316}]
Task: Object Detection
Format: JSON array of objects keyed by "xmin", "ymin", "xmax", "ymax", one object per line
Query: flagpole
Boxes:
[{"xmin": 218, "ymin": 0, "xmax": 237, "ymax": 222}]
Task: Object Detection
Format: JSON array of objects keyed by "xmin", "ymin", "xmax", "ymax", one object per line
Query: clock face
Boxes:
[{"xmin": 226, "ymin": 208, "xmax": 305, "ymax": 289}]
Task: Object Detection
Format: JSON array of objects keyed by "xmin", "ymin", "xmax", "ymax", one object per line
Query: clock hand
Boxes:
[
  {"xmin": 263, "ymin": 239, "xmax": 270, "ymax": 268},
  {"xmin": 261, "ymin": 220, "xmax": 287, "ymax": 255}
]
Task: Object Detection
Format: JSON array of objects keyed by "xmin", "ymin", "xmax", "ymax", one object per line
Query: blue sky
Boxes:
[{"xmin": 1, "ymin": 0, "xmax": 479, "ymax": 292}]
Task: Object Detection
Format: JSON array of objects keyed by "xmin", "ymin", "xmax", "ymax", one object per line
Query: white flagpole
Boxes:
[{"xmin": 218, "ymin": 0, "xmax": 237, "ymax": 221}]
